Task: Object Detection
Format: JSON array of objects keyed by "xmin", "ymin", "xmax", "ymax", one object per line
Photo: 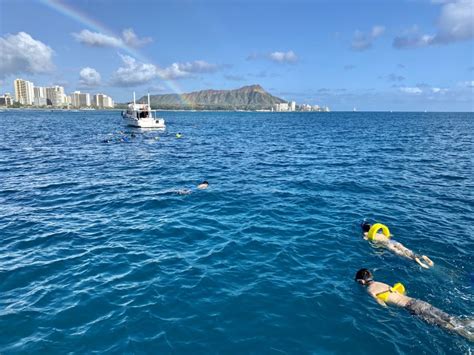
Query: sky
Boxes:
[{"xmin": 0, "ymin": 0, "xmax": 473, "ymax": 111}]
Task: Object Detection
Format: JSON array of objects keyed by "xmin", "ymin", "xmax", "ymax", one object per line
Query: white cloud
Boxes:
[
  {"xmin": 247, "ymin": 50, "xmax": 298, "ymax": 63},
  {"xmin": 178, "ymin": 60, "xmax": 220, "ymax": 73},
  {"xmin": 158, "ymin": 63, "xmax": 188, "ymax": 79},
  {"xmin": 351, "ymin": 25, "xmax": 385, "ymax": 51},
  {"xmin": 79, "ymin": 67, "xmax": 101, "ymax": 86},
  {"xmin": 73, "ymin": 29, "xmax": 122, "ymax": 47},
  {"xmin": 393, "ymin": 32, "xmax": 435, "ymax": 48},
  {"xmin": 73, "ymin": 28, "xmax": 153, "ymax": 48},
  {"xmin": 371, "ymin": 26, "xmax": 386, "ymax": 38},
  {"xmin": 400, "ymin": 87, "xmax": 423, "ymax": 94},
  {"xmin": 122, "ymin": 28, "xmax": 152, "ymax": 47},
  {"xmin": 394, "ymin": 0, "xmax": 473, "ymax": 48},
  {"xmin": 460, "ymin": 80, "xmax": 474, "ymax": 87},
  {"xmin": 157, "ymin": 61, "xmax": 220, "ymax": 79},
  {"xmin": 435, "ymin": 0, "xmax": 473, "ymax": 43},
  {"xmin": 431, "ymin": 87, "xmax": 449, "ymax": 93},
  {"xmin": 269, "ymin": 50, "xmax": 298, "ymax": 63},
  {"xmin": 0, "ymin": 32, "xmax": 54, "ymax": 78},
  {"xmin": 111, "ymin": 55, "xmax": 220, "ymax": 86},
  {"xmin": 112, "ymin": 55, "xmax": 158, "ymax": 86}
]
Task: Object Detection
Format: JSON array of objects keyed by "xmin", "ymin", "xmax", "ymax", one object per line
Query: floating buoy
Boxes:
[
  {"xmin": 367, "ymin": 223, "xmax": 390, "ymax": 241},
  {"xmin": 391, "ymin": 282, "xmax": 405, "ymax": 295}
]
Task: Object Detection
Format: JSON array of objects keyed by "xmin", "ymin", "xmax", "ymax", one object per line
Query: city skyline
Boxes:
[
  {"xmin": 10, "ymin": 78, "xmax": 114, "ymax": 108},
  {"xmin": 0, "ymin": 0, "xmax": 473, "ymax": 111}
]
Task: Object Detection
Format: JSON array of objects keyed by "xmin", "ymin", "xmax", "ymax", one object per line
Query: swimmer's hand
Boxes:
[
  {"xmin": 176, "ymin": 189, "xmax": 192, "ymax": 195},
  {"xmin": 375, "ymin": 298, "xmax": 387, "ymax": 307}
]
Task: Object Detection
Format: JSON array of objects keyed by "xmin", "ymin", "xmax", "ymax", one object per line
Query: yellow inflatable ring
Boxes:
[
  {"xmin": 367, "ymin": 223, "xmax": 390, "ymax": 241},
  {"xmin": 392, "ymin": 282, "xmax": 405, "ymax": 295}
]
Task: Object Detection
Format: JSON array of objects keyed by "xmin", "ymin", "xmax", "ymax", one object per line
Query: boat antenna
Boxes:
[
  {"xmin": 133, "ymin": 92, "xmax": 136, "ymax": 105},
  {"xmin": 147, "ymin": 92, "xmax": 151, "ymax": 111}
]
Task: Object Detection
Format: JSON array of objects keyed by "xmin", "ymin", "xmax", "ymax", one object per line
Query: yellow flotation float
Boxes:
[
  {"xmin": 367, "ymin": 223, "xmax": 391, "ymax": 241},
  {"xmin": 376, "ymin": 282, "xmax": 406, "ymax": 302}
]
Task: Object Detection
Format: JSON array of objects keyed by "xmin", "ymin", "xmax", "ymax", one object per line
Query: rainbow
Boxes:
[{"xmin": 40, "ymin": 0, "xmax": 190, "ymax": 105}]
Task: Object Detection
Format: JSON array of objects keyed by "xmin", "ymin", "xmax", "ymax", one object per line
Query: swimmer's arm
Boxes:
[
  {"xmin": 368, "ymin": 291, "xmax": 387, "ymax": 307},
  {"xmin": 375, "ymin": 298, "xmax": 388, "ymax": 307},
  {"xmin": 176, "ymin": 188, "xmax": 192, "ymax": 195}
]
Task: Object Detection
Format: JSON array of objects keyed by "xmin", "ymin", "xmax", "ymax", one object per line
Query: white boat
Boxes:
[{"xmin": 122, "ymin": 93, "xmax": 165, "ymax": 129}]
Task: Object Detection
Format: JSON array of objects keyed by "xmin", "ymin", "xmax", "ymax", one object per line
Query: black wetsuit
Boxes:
[
  {"xmin": 405, "ymin": 299, "xmax": 474, "ymax": 341},
  {"xmin": 406, "ymin": 300, "xmax": 454, "ymax": 328}
]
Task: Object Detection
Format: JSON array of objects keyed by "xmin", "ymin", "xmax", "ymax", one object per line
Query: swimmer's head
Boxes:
[
  {"xmin": 197, "ymin": 181, "xmax": 209, "ymax": 189},
  {"xmin": 355, "ymin": 268, "xmax": 373, "ymax": 285},
  {"xmin": 361, "ymin": 222, "xmax": 371, "ymax": 233}
]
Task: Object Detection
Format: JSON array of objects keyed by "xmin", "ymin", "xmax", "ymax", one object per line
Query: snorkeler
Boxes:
[
  {"xmin": 176, "ymin": 181, "xmax": 209, "ymax": 195},
  {"xmin": 355, "ymin": 269, "xmax": 473, "ymax": 341},
  {"xmin": 197, "ymin": 181, "xmax": 209, "ymax": 190},
  {"xmin": 361, "ymin": 222, "xmax": 434, "ymax": 269}
]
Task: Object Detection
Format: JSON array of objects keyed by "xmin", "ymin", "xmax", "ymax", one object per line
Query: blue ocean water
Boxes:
[{"xmin": 0, "ymin": 110, "xmax": 473, "ymax": 353}]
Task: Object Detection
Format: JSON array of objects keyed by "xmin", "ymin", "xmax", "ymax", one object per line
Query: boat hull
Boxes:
[{"xmin": 123, "ymin": 114, "xmax": 165, "ymax": 129}]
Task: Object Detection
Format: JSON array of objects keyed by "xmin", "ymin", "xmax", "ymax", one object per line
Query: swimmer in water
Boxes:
[
  {"xmin": 176, "ymin": 181, "xmax": 209, "ymax": 195},
  {"xmin": 355, "ymin": 269, "xmax": 473, "ymax": 341},
  {"xmin": 197, "ymin": 181, "xmax": 209, "ymax": 190},
  {"xmin": 361, "ymin": 222, "xmax": 434, "ymax": 269}
]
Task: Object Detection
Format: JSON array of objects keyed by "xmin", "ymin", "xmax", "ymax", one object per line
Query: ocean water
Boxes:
[{"xmin": 0, "ymin": 110, "xmax": 473, "ymax": 353}]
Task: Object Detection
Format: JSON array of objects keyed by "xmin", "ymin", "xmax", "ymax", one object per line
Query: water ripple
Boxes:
[{"xmin": 0, "ymin": 111, "xmax": 473, "ymax": 353}]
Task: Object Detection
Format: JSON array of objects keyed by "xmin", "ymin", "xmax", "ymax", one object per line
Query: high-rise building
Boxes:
[
  {"xmin": 71, "ymin": 91, "xmax": 91, "ymax": 108},
  {"xmin": 275, "ymin": 102, "xmax": 289, "ymax": 112},
  {"xmin": 46, "ymin": 86, "xmax": 66, "ymax": 106},
  {"xmin": 0, "ymin": 93, "xmax": 13, "ymax": 106},
  {"xmin": 93, "ymin": 93, "xmax": 114, "ymax": 109},
  {"xmin": 14, "ymin": 79, "xmax": 35, "ymax": 105},
  {"xmin": 34, "ymin": 86, "xmax": 47, "ymax": 106},
  {"xmin": 34, "ymin": 86, "xmax": 46, "ymax": 99},
  {"xmin": 290, "ymin": 101, "xmax": 296, "ymax": 111}
]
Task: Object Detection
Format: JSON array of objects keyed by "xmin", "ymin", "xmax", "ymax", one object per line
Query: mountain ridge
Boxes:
[{"xmin": 138, "ymin": 85, "xmax": 285, "ymax": 110}]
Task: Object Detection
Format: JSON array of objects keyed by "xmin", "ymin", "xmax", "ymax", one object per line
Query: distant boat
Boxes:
[
  {"xmin": 122, "ymin": 93, "xmax": 165, "ymax": 129},
  {"xmin": 353, "ymin": 107, "xmax": 357, "ymax": 112}
]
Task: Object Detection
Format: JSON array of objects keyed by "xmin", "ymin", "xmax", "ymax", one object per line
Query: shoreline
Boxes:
[{"xmin": 1, "ymin": 107, "xmax": 473, "ymax": 113}]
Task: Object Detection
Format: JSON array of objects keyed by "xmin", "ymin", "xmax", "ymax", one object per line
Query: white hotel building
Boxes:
[
  {"xmin": 71, "ymin": 91, "xmax": 91, "ymax": 108},
  {"xmin": 274, "ymin": 101, "xmax": 296, "ymax": 112},
  {"xmin": 12, "ymin": 79, "xmax": 114, "ymax": 109},
  {"xmin": 93, "ymin": 93, "xmax": 114, "ymax": 109},
  {"xmin": 46, "ymin": 86, "xmax": 67, "ymax": 106},
  {"xmin": 14, "ymin": 79, "xmax": 35, "ymax": 105}
]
